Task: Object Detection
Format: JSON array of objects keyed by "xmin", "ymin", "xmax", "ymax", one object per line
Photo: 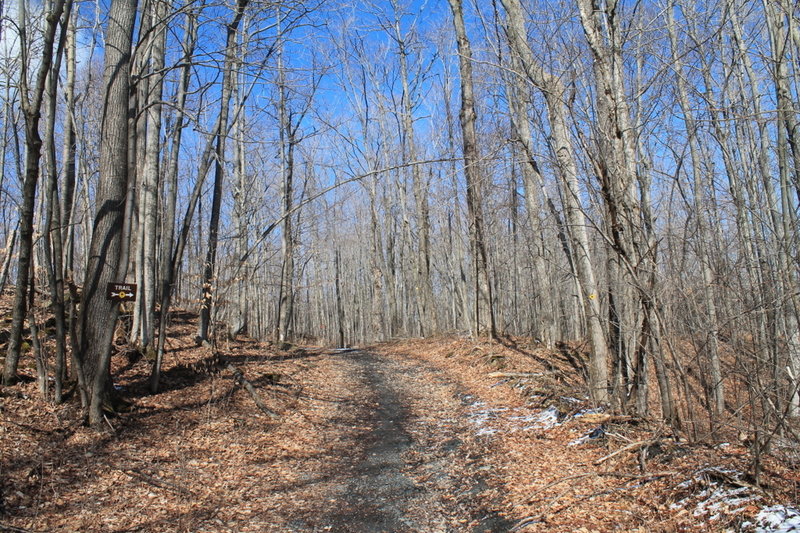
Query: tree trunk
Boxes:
[
  {"xmin": 504, "ymin": 58, "xmax": 574, "ymax": 348},
  {"xmin": 501, "ymin": 0, "xmax": 608, "ymax": 402},
  {"xmin": 42, "ymin": 1, "xmax": 74, "ymax": 403},
  {"xmin": 275, "ymin": 15, "xmax": 294, "ymax": 346},
  {"xmin": 137, "ymin": 0, "xmax": 167, "ymax": 352},
  {"xmin": 60, "ymin": 8, "xmax": 77, "ymax": 279},
  {"xmin": 3, "ymin": 0, "xmax": 68, "ymax": 385},
  {"xmin": 335, "ymin": 250, "xmax": 345, "ymax": 347},
  {"xmin": 391, "ymin": 6, "xmax": 437, "ymax": 335},
  {"xmin": 75, "ymin": 0, "xmax": 137, "ymax": 427},
  {"xmin": 447, "ymin": 0, "xmax": 496, "ymax": 338},
  {"xmin": 575, "ymin": 0, "xmax": 655, "ymax": 408},
  {"xmin": 0, "ymin": 225, "xmax": 17, "ymax": 293},
  {"xmin": 230, "ymin": 41, "xmax": 249, "ymax": 338},
  {"xmin": 764, "ymin": 0, "xmax": 800, "ymax": 417},
  {"xmin": 150, "ymin": 0, "xmax": 197, "ymax": 392},
  {"xmin": 197, "ymin": 0, "xmax": 249, "ymax": 344}
]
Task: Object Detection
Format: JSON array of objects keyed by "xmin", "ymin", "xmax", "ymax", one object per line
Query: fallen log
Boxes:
[
  {"xmin": 577, "ymin": 413, "xmax": 636, "ymax": 425},
  {"xmin": 594, "ymin": 439, "xmax": 659, "ymax": 465},
  {"xmin": 226, "ymin": 363, "xmax": 279, "ymax": 419},
  {"xmin": 487, "ymin": 371, "xmax": 544, "ymax": 379}
]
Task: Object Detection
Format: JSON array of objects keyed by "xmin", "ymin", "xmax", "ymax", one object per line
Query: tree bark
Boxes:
[
  {"xmin": 3, "ymin": 0, "xmax": 68, "ymax": 385},
  {"xmin": 501, "ymin": 0, "xmax": 608, "ymax": 402},
  {"xmin": 75, "ymin": 0, "xmax": 137, "ymax": 427},
  {"xmin": 447, "ymin": 0, "xmax": 496, "ymax": 338}
]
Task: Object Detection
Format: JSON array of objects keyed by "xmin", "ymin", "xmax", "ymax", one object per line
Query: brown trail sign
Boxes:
[{"xmin": 106, "ymin": 283, "xmax": 137, "ymax": 302}]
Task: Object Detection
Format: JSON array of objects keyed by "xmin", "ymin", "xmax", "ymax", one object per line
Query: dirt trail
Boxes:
[
  {"xmin": 307, "ymin": 349, "xmax": 513, "ymax": 532},
  {"xmin": 1, "ymin": 341, "xmax": 517, "ymax": 533}
]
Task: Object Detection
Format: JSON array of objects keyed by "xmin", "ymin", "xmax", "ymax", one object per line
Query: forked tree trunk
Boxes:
[
  {"xmin": 42, "ymin": 1, "xmax": 74, "ymax": 402},
  {"xmin": 575, "ymin": 0, "xmax": 658, "ymax": 410}
]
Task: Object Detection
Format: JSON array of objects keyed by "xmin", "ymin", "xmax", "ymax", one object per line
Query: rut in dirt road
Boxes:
[{"xmin": 315, "ymin": 350, "xmax": 514, "ymax": 533}]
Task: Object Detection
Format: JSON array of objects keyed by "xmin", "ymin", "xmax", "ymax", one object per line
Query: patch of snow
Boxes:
[
  {"xmin": 467, "ymin": 403, "xmax": 507, "ymax": 438},
  {"xmin": 507, "ymin": 413, "xmax": 538, "ymax": 422},
  {"xmin": 520, "ymin": 406, "xmax": 561, "ymax": 430},
  {"xmin": 560, "ymin": 396, "xmax": 583, "ymax": 404},
  {"xmin": 752, "ymin": 505, "xmax": 800, "ymax": 532},
  {"xmin": 569, "ymin": 434, "xmax": 589, "ymax": 447},
  {"xmin": 692, "ymin": 486, "xmax": 757, "ymax": 518},
  {"xmin": 673, "ymin": 467, "xmax": 763, "ymax": 526},
  {"xmin": 671, "ymin": 498, "xmax": 688, "ymax": 511}
]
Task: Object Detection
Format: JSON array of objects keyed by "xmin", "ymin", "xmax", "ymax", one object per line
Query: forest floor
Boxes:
[{"xmin": 2, "ymin": 309, "xmax": 800, "ymax": 532}]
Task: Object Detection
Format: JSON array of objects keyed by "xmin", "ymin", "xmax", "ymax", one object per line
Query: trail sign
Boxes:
[{"xmin": 106, "ymin": 283, "xmax": 137, "ymax": 302}]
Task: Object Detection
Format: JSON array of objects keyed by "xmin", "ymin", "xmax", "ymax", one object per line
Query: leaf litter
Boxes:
[{"xmin": 1, "ymin": 322, "xmax": 799, "ymax": 532}]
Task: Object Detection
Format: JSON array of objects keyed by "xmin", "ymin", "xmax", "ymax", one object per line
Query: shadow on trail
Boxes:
[
  {"xmin": 324, "ymin": 351, "xmax": 419, "ymax": 532},
  {"xmin": 321, "ymin": 350, "xmax": 516, "ymax": 533}
]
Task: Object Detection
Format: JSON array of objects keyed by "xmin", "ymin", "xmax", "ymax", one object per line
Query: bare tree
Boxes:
[
  {"xmin": 150, "ymin": 0, "xmax": 197, "ymax": 392},
  {"xmin": 3, "ymin": 0, "xmax": 70, "ymax": 385},
  {"xmin": 666, "ymin": 0, "xmax": 723, "ymax": 417},
  {"xmin": 131, "ymin": 0, "xmax": 169, "ymax": 353},
  {"xmin": 197, "ymin": 0, "xmax": 250, "ymax": 344},
  {"xmin": 447, "ymin": 0, "xmax": 496, "ymax": 338},
  {"xmin": 501, "ymin": 0, "xmax": 608, "ymax": 402},
  {"xmin": 74, "ymin": 0, "xmax": 138, "ymax": 427},
  {"xmin": 41, "ymin": 0, "xmax": 75, "ymax": 401},
  {"xmin": 388, "ymin": 0, "xmax": 437, "ymax": 335}
]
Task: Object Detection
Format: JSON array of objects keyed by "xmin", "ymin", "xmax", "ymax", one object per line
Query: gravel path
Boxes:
[{"xmin": 308, "ymin": 349, "xmax": 513, "ymax": 532}]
